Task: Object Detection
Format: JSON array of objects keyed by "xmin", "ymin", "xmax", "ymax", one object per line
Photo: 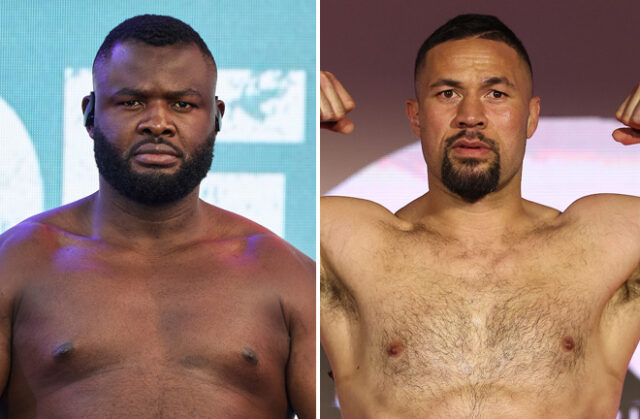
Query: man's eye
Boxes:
[
  {"xmin": 121, "ymin": 100, "xmax": 141, "ymax": 107},
  {"xmin": 174, "ymin": 101, "xmax": 193, "ymax": 110},
  {"xmin": 490, "ymin": 90, "xmax": 505, "ymax": 99},
  {"xmin": 439, "ymin": 90, "xmax": 455, "ymax": 99}
]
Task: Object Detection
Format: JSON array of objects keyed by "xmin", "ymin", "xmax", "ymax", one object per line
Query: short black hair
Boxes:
[
  {"xmin": 93, "ymin": 14, "xmax": 215, "ymax": 70},
  {"xmin": 414, "ymin": 14, "xmax": 532, "ymax": 86}
]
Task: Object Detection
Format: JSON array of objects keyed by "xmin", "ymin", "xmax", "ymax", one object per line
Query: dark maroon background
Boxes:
[{"xmin": 320, "ymin": 1, "xmax": 640, "ymax": 417}]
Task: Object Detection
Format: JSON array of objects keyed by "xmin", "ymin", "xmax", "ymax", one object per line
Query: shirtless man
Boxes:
[
  {"xmin": 0, "ymin": 15, "xmax": 315, "ymax": 418},
  {"xmin": 320, "ymin": 14, "xmax": 640, "ymax": 418}
]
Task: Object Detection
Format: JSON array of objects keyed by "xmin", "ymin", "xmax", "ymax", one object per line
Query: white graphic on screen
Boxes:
[
  {"xmin": 62, "ymin": 68, "xmax": 292, "ymax": 236},
  {"xmin": 0, "ymin": 97, "xmax": 43, "ymax": 232},
  {"xmin": 216, "ymin": 70, "xmax": 306, "ymax": 143}
]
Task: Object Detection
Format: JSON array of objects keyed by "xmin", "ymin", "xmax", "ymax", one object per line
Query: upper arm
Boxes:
[
  {"xmin": 281, "ymin": 246, "xmax": 316, "ymax": 418},
  {"xmin": 0, "ymin": 228, "xmax": 28, "ymax": 394},
  {"xmin": 565, "ymin": 194, "xmax": 640, "ymax": 299},
  {"xmin": 320, "ymin": 196, "xmax": 396, "ymax": 278}
]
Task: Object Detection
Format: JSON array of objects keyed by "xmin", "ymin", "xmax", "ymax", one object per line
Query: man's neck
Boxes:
[
  {"xmin": 402, "ymin": 176, "xmax": 535, "ymax": 240},
  {"xmin": 90, "ymin": 180, "xmax": 207, "ymax": 250}
]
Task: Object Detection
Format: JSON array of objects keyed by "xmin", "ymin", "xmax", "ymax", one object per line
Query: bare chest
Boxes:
[
  {"xmin": 12, "ymin": 243, "xmax": 290, "ymax": 398},
  {"xmin": 357, "ymin": 232, "xmax": 601, "ymax": 396}
]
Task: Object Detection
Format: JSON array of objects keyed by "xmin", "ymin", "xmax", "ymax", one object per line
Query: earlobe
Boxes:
[
  {"xmin": 81, "ymin": 93, "xmax": 95, "ymax": 138},
  {"xmin": 406, "ymin": 99, "xmax": 421, "ymax": 138},
  {"xmin": 526, "ymin": 97, "xmax": 541, "ymax": 139}
]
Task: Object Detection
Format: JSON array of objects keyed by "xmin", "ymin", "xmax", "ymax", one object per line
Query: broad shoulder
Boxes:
[
  {"xmin": 0, "ymin": 200, "xmax": 87, "ymax": 259},
  {"xmin": 202, "ymin": 203, "xmax": 314, "ymax": 282},
  {"xmin": 0, "ymin": 219, "xmax": 65, "ymax": 292},
  {"xmin": 202, "ymin": 205, "xmax": 315, "ymax": 324},
  {"xmin": 321, "ymin": 195, "xmax": 412, "ymax": 238},
  {"xmin": 562, "ymin": 193, "xmax": 640, "ymax": 233},
  {"xmin": 1, "ymin": 195, "xmax": 94, "ymax": 244}
]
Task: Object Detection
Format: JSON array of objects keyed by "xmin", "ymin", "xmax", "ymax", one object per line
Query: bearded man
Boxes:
[
  {"xmin": 0, "ymin": 15, "xmax": 315, "ymax": 418},
  {"xmin": 320, "ymin": 14, "xmax": 640, "ymax": 418}
]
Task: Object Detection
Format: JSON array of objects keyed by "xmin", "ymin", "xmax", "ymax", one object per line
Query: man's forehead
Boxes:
[
  {"xmin": 419, "ymin": 38, "xmax": 531, "ymax": 90},
  {"xmin": 93, "ymin": 41, "xmax": 216, "ymax": 91}
]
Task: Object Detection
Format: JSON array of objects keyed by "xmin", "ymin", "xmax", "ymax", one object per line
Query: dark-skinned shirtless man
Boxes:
[
  {"xmin": 320, "ymin": 14, "xmax": 640, "ymax": 418},
  {"xmin": 0, "ymin": 15, "xmax": 315, "ymax": 418}
]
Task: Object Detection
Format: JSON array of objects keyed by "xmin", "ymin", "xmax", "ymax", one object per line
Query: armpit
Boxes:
[
  {"xmin": 320, "ymin": 266, "xmax": 358, "ymax": 319},
  {"xmin": 620, "ymin": 263, "xmax": 640, "ymax": 302}
]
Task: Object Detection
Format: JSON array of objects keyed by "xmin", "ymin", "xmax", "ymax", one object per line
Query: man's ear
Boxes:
[
  {"xmin": 526, "ymin": 96, "xmax": 541, "ymax": 139},
  {"xmin": 214, "ymin": 97, "xmax": 225, "ymax": 132},
  {"xmin": 81, "ymin": 93, "xmax": 95, "ymax": 138},
  {"xmin": 406, "ymin": 99, "xmax": 421, "ymax": 138},
  {"xmin": 216, "ymin": 98, "xmax": 225, "ymax": 118}
]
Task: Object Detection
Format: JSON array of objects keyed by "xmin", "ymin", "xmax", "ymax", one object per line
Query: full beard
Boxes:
[
  {"xmin": 441, "ymin": 131, "xmax": 500, "ymax": 202},
  {"xmin": 93, "ymin": 125, "xmax": 215, "ymax": 205}
]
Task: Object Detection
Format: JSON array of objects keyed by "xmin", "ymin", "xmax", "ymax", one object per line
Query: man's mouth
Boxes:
[
  {"xmin": 132, "ymin": 142, "xmax": 182, "ymax": 166},
  {"xmin": 450, "ymin": 138, "xmax": 492, "ymax": 158}
]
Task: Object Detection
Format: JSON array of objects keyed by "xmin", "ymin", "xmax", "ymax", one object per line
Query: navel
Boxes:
[
  {"xmin": 386, "ymin": 341, "xmax": 405, "ymax": 358},
  {"xmin": 52, "ymin": 342, "xmax": 74, "ymax": 359},
  {"xmin": 241, "ymin": 347, "xmax": 259, "ymax": 365},
  {"xmin": 561, "ymin": 336, "xmax": 575, "ymax": 352}
]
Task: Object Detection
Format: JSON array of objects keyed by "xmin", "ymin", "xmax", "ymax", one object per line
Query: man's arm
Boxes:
[
  {"xmin": 283, "ymin": 246, "xmax": 316, "ymax": 418},
  {"xmin": 0, "ymin": 227, "xmax": 25, "ymax": 396}
]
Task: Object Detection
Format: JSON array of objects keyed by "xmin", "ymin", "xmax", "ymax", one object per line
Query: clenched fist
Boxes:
[
  {"xmin": 320, "ymin": 71, "xmax": 356, "ymax": 134},
  {"xmin": 613, "ymin": 83, "xmax": 640, "ymax": 145}
]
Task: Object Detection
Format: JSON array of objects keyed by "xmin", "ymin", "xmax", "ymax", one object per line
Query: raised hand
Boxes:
[
  {"xmin": 320, "ymin": 71, "xmax": 356, "ymax": 134},
  {"xmin": 613, "ymin": 83, "xmax": 640, "ymax": 145}
]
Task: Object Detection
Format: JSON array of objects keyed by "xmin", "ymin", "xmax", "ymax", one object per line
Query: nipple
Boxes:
[
  {"xmin": 242, "ymin": 347, "xmax": 259, "ymax": 365},
  {"xmin": 561, "ymin": 336, "xmax": 575, "ymax": 352},
  {"xmin": 386, "ymin": 341, "xmax": 405, "ymax": 357},
  {"xmin": 52, "ymin": 342, "xmax": 74, "ymax": 359}
]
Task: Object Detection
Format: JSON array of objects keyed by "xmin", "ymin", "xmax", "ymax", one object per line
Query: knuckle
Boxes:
[
  {"xmin": 344, "ymin": 99, "xmax": 356, "ymax": 111},
  {"xmin": 320, "ymin": 71, "xmax": 334, "ymax": 88},
  {"xmin": 321, "ymin": 108, "xmax": 335, "ymax": 121}
]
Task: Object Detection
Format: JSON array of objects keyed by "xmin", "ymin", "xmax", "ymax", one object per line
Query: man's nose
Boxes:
[
  {"xmin": 137, "ymin": 102, "xmax": 176, "ymax": 137},
  {"xmin": 453, "ymin": 96, "xmax": 487, "ymax": 129}
]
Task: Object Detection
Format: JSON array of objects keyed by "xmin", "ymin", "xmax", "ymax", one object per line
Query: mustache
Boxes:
[
  {"xmin": 444, "ymin": 130, "xmax": 498, "ymax": 152},
  {"xmin": 126, "ymin": 137, "xmax": 184, "ymax": 158}
]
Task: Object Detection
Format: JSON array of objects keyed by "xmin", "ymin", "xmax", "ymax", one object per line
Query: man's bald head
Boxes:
[{"xmin": 93, "ymin": 14, "xmax": 216, "ymax": 74}]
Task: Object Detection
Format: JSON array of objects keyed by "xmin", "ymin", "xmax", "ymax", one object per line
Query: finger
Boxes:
[
  {"xmin": 320, "ymin": 72, "xmax": 347, "ymax": 122},
  {"xmin": 612, "ymin": 127, "xmax": 640, "ymax": 145},
  {"xmin": 615, "ymin": 94, "xmax": 630, "ymax": 122},
  {"xmin": 321, "ymin": 117, "xmax": 355, "ymax": 134},
  {"xmin": 617, "ymin": 83, "xmax": 640, "ymax": 129},
  {"xmin": 323, "ymin": 71, "xmax": 355, "ymax": 113}
]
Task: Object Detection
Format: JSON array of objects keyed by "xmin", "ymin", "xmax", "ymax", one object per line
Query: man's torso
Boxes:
[
  {"xmin": 1, "ymin": 202, "xmax": 304, "ymax": 418},
  {"xmin": 321, "ymin": 195, "xmax": 640, "ymax": 418}
]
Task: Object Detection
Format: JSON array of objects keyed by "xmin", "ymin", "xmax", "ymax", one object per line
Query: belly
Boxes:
[
  {"xmin": 8, "ymin": 364, "xmax": 288, "ymax": 419},
  {"xmin": 336, "ymin": 377, "xmax": 620, "ymax": 419}
]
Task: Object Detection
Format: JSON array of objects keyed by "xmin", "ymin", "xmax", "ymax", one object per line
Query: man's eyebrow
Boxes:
[
  {"xmin": 165, "ymin": 89, "xmax": 203, "ymax": 99},
  {"xmin": 428, "ymin": 79, "xmax": 462, "ymax": 89},
  {"xmin": 482, "ymin": 76, "xmax": 515, "ymax": 88},
  {"xmin": 112, "ymin": 88, "xmax": 145, "ymax": 97},
  {"xmin": 111, "ymin": 88, "xmax": 203, "ymax": 98},
  {"xmin": 427, "ymin": 77, "xmax": 516, "ymax": 90}
]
